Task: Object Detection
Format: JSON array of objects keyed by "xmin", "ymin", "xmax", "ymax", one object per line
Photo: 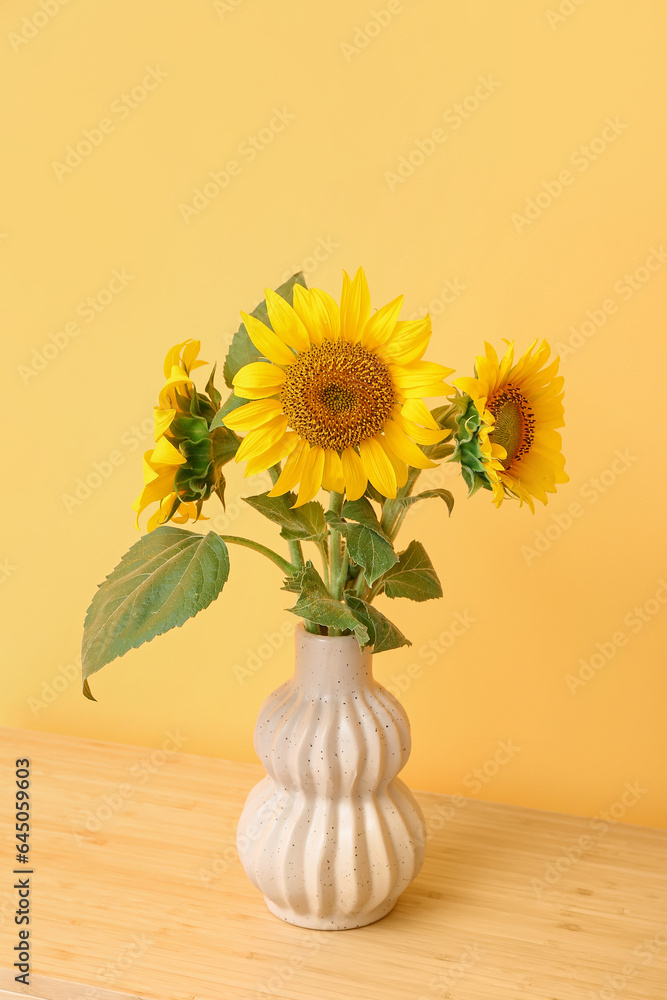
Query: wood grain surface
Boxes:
[{"xmin": 0, "ymin": 726, "xmax": 665, "ymax": 1000}]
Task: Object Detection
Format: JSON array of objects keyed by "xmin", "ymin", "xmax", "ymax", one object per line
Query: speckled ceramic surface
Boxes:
[{"xmin": 236, "ymin": 624, "xmax": 427, "ymax": 929}]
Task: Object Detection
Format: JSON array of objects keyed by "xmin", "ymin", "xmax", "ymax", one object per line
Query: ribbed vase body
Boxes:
[{"xmin": 236, "ymin": 624, "xmax": 426, "ymax": 929}]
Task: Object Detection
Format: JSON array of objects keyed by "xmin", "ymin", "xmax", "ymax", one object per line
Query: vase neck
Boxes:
[{"xmin": 294, "ymin": 627, "xmax": 372, "ymax": 695}]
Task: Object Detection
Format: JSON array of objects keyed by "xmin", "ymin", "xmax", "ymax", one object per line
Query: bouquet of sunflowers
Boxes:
[{"xmin": 81, "ymin": 269, "xmax": 567, "ymax": 698}]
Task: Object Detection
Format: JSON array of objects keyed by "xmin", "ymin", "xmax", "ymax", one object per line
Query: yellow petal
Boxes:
[
  {"xmin": 140, "ymin": 449, "xmax": 159, "ymax": 486},
  {"xmin": 403, "ymin": 419, "xmax": 451, "ymax": 445},
  {"xmin": 181, "ymin": 339, "xmax": 205, "ymax": 374},
  {"xmin": 146, "ymin": 493, "xmax": 177, "ymax": 533},
  {"xmin": 132, "ymin": 465, "xmax": 177, "ymax": 526},
  {"xmin": 265, "ymin": 287, "xmax": 310, "ymax": 352},
  {"xmin": 379, "ymin": 440, "xmax": 409, "ymax": 488},
  {"xmin": 394, "ymin": 409, "xmax": 451, "ymax": 445},
  {"xmin": 223, "ymin": 399, "xmax": 283, "ymax": 432},
  {"xmin": 308, "ymin": 288, "xmax": 340, "ymax": 341},
  {"xmin": 399, "ymin": 380, "xmax": 454, "ymax": 399},
  {"xmin": 378, "ymin": 317, "xmax": 432, "ymax": 365},
  {"xmin": 401, "ymin": 397, "xmax": 440, "ymax": 429},
  {"xmin": 382, "ymin": 420, "xmax": 436, "ymax": 469},
  {"xmin": 453, "ymin": 376, "xmax": 482, "ymax": 398},
  {"xmin": 153, "ymin": 407, "xmax": 176, "ymax": 441},
  {"xmin": 340, "ymin": 267, "xmax": 370, "ymax": 343},
  {"xmin": 322, "ymin": 449, "xmax": 345, "ymax": 492},
  {"xmin": 134, "ymin": 467, "xmax": 175, "ymax": 510},
  {"xmin": 233, "ymin": 362, "xmax": 286, "ymax": 399},
  {"xmin": 268, "ymin": 438, "xmax": 310, "ymax": 496},
  {"xmin": 235, "ymin": 415, "xmax": 289, "ymax": 462},
  {"xmin": 379, "ymin": 333, "xmax": 430, "ymax": 367},
  {"xmin": 245, "ymin": 431, "xmax": 298, "ymax": 477},
  {"xmin": 163, "ymin": 341, "xmax": 188, "ymax": 378},
  {"xmin": 360, "ymin": 295, "xmax": 403, "ymax": 350},
  {"xmin": 359, "ymin": 437, "xmax": 397, "ymax": 498},
  {"xmin": 162, "ymin": 365, "xmax": 193, "ymax": 390},
  {"xmin": 294, "ymin": 445, "xmax": 325, "ymax": 507},
  {"xmin": 498, "ymin": 341, "xmax": 515, "ymax": 381},
  {"xmin": 341, "ymin": 447, "xmax": 367, "ymax": 501},
  {"xmin": 241, "ymin": 311, "xmax": 296, "ymax": 366},
  {"xmin": 291, "ymin": 285, "xmax": 323, "ymax": 346},
  {"xmin": 151, "ymin": 436, "xmax": 186, "ymax": 466},
  {"xmin": 391, "ymin": 361, "xmax": 456, "ymax": 388}
]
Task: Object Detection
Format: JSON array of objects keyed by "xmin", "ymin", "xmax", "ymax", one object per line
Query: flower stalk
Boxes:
[{"xmin": 219, "ymin": 536, "xmax": 296, "ymax": 576}]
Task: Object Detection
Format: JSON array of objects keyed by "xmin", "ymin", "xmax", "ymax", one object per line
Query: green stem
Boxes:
[
  {"xmin": 328, "ymin": 492, "xmax": 344, "ymax": 595},
  {"xmin": 219, "ymin": 535, "xmax": 296, "ymax": 576},
  {"xmin": 352, "ymin": 566, "xmax": 368, "ymax": 598},
  {"xmin": 288, "ymin": 539, "xmax": 305, "ymax": 569},
  {"xmin": 268, "ymin": 462, "xmax": 304, "ymax": 569},
  {"xmin": 381, "ymin": 467, "xmax": 422, "ymax": 540},
  {"xmin": 366, "ymin": 578, "xmax": 385, "ymax": 603},
  {"xmin": 318, "ymin": 540, "xmax": 330, "ymax": 587},
  {"xmin": 327, "ymin": 491, "xmax": 347, "ymax": 635}
]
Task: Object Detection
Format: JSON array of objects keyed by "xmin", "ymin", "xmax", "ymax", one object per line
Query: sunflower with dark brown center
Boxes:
[
  {"xmin": 454, "ymin": 340, "xmax": 568, "ymax": 511},
  {"xmin": 224, "ymin": 268, "xmax": 455, "ymax": 506}
]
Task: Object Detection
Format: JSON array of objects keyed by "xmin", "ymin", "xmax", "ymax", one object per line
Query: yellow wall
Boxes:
[{"xmin": 3, "ymin": 0, "xmax": 666, "ymax": 828}]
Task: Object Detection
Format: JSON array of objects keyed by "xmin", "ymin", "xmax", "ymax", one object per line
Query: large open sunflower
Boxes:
[
  {"xmin": 454, "ymin": 339, "xmax": 568, "ymax": 511},
  {"xmin": 224, "ymin": 268, "xmax": 454, "ymax": 506}
]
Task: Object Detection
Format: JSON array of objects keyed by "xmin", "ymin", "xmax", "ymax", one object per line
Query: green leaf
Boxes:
[
  {"xmin": 205, "ymin": 362, "xmax": 222, "ymax": 410},
  {"xmin": 223, "ymin": 272, "xmax": 307, "ymax": 388},
  {"xmin": 380, "ymin": 540, "xmax": 442, "ymax": 602},
  {"xmin": 210, "ymin": 425, "xmax": 239, "ymax": 466},
  {"xmin": 430, "ymin": 402, "xmax": 459, "ymax": 427},
  {"xmin": 343, "ymin": 594, "xmax": 411, "ymax": 653},
  {"xmin": 344, "ymin": 524, "xmax": 398, "ymax": 585},
  {"xmin": 327, "ymin": 506, "xmax": 397, "ymax": 585},
  {"xmin": 287, "ymin": 563, "xmax": 369, "ymax": 644},
  {"xmin": 244, "ymin": 491, "xmax": 326, "ymax": 542},
  {"xmin": 394, "ymin": 489, "xmax": 455, "ymax": 516},
  {"xmin": 364, "ymin": 482, "xmax": 386, "ymax": 505},
  {"xmin": 429, "ymin": 403, "xmax": 459, "ymax": 459},
  {"xmin": 81, "ymin": 527, "xmax": 230, "ymax": 700},
  {"xmin": 339, "ymin": 497, "xmax": 388, "ymax": 539},
  {"xmin": 430, "ymin": 440, "xmax": 455, "ymax": 461}
]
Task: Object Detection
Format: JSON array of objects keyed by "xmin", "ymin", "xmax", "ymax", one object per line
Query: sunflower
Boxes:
[
  {"xmin": 133, "ymin": 339, "xmax": 230, "ymax": 531},
  {"xmin": 224, "ymin": 268, "xmax": 454, "ymax": 506},
  {"xmin": 454, "ymin": 339, "xmax": 568, "ymax": 511}
]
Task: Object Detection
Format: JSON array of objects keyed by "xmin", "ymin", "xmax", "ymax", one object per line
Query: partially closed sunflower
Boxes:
[
  {"xmin": 133, "ymin": 339, "xmax": 237, "ymax": 530},
  {"xmin": 224, "ymin": 268, "xmax": 454, "ymax": 506},
  {"xmin": 453, "ymin": 339, "xmax": 568, "ymax": 511}
]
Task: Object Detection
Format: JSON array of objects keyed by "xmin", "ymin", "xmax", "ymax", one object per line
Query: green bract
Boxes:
[
  {"xmin": 448, "ymin": 394, "xmax": 496, "ymax": 496},
  {"xmin": 169, "ymin": 367, "xmax": 238, "ymax": 512}
]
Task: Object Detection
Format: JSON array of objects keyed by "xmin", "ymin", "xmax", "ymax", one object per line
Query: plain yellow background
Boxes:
[{"xmin": 2, "ymin": 0, "xmax": 666, "ymax": 828}]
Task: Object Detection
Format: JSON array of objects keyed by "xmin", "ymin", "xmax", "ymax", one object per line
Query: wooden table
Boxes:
[{"xmin": 1, "ymin": 727, "xmax": 665, "ymax": 1000}]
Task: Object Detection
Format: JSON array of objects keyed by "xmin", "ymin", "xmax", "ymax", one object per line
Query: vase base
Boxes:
[{"xmin": 264, "ymin": 895, "xmax": 397, "ymax": 930}]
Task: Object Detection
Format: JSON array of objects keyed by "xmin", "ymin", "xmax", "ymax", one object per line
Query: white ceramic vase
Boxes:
[{"xmin": 236, "ymin": 623, "xmax": 426, "ymax": 930}]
